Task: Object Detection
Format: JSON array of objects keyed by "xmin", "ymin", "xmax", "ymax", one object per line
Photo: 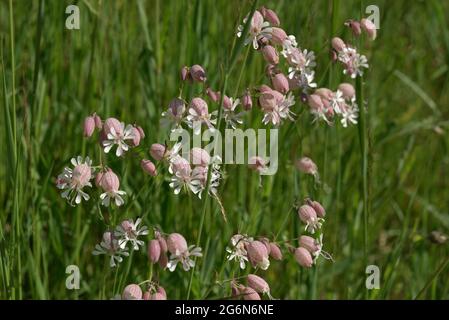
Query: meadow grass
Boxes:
[{"xmin": 1, "ymin": 0, "xmax": 449, "ymax": 299}]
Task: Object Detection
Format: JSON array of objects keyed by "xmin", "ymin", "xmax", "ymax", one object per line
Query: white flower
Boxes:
[
  {"xmin": 92, "ymin": 231, "xmax": 129, "ymax": 267},
  {"xmin": 340, "ymin": 105, "xmax": 359, "ymax": 127},
  {"xmin": 237, "ymin": 12, "xmax": 272, "ymax": 50},
  {"xmin": 167, "ymin": 245, "xmax": 203, "ymax": 272},
  {"xmin": 56, "ymin": 156, "xmax": 93, "ymax": 206},
  {"xmin": 262, "ymin": 93, "xmax": 296, "ymax": 126},
  {"xmin": 186, "ymin": 110, "xmax": 217, "ymax": 135},
  {"xmin": 226, "ymin": 234, "xmax": 252, "ymax": 269},
  {"xmin": 115, "ymin": 218, "xmax": 149, "ymax": 251},
  {"xmin": 338, "ymin": 47, "xmax": 369, "ymax": 78},
  {"xmin": 102, "ymin": 123, "xmax": 135, "ymax": 157},
  {"xmin": 100, "ymin": 189, "xmax": 126, "ymax": 207},
  {"xmin": 281, "ymin": 35, "xmax": 298, "ymax": 56},
  {"xmin": 223, "ymin": 98, "xmax": 244, "ymax": 129}
]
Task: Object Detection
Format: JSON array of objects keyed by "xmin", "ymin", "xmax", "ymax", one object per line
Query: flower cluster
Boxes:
[
  {"xmin": 148, "ymin": 231, "xmax": 203, "ymax": 272},
  {"xmin": 231, "ymin": 274, "xmax": 273, "ymax": 300},
  {"xmin": 93, "ymin": 218, "xmax": 148, "ymax": 267},
  {"xmin": 121, "ymin": 282, "xmax": 167, "ymax": 300},
  {"xmin": 236, "ymin": 7, "xmax": 318, "ymax": 127},
  {"xmin": 294, "ymin": 199, "xmax": 332, "ymax": 268},
  {"xmin": 307, "ymin": 82, "xmax": 359, "ymax": 127},
  {"xmin": 57, "ymin": 114, "xmax": 147, "ymax": 207},
  {"xmin": 226, "ymin": 234, "xmax": 282, "ymax": 270}
]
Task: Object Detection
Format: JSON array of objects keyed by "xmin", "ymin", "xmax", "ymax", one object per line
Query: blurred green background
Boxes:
[{"xmin": 1, "ymin": 0, "xmax": 449, "ymax": 299}]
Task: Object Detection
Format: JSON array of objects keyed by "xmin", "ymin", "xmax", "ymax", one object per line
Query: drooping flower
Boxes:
[
  {"xmin": 83, "ymin": 116, "xmax": 95, "ymax": 137},
  {"xmin": 99, "ymin": 169, "xmax": 126, "ymax": 207},
  {"xmin": 166, "ymin": 233, "xmax": 202, "ymax": 272},
  {"xmin": 295, "ymin": 157, "xmax": 318, "ymax": 176},
  {"xmin": 360, "ymin": 18, "xmax": 377, "ymax": 40},
  {"xmin": 122, "ymin": 284, "xmax": 143, "ymax": 300},
  {"xmin": 189, "ymin": 64, "xmax": 207, "ymax": 82},
  {"xmin": 186, "ymin": 97, "xmax": 217, "ymax": 134},
  {"xmin": 226, "ymin": 234, "xmax": 252, "ymax": 269},
  {"xmin": 298, "ymin": 204, "xmax": 323, "ymax": 234},
  {"xmin": 141, "ymin": 159, "xmax": 157, "ymax": 176},
  {"xmin": 246, "ymin": 240, "xmax": 270, "ymax": 270},
  {"xmin": 92, "ymin": 231, "xmax": 129, "ymax": 267},
  {"xmin": 337, "ymin": 46, "xmax": 369, "ymax": 78},
  {"xmin": 294, "ymin": 247, "xmax": 313, "ymax": 268},
  {"xmin": 56, "ymin": 156, "xmax": 93, "ymax": 205},
  {"xmin": 237, "ymin": 10, "xmax": 272, "ymax": 50},
  {"xmin": 247, "ymin": 274, "xmax": 272, "ymax": 298},
  {"xmin": 102, "ymin": 118, "xmax": 135, "ymax": 157},
  {"xmin": 161, "ymin": 98, "xmax": 186, "ymax": 132},
  {"xmin": 223, "ymin": 97, "xmax": 244, "ymax": 129},
  {"xmin": 115, "ymin": 218, "xmax": 149, "ymax": 251}
]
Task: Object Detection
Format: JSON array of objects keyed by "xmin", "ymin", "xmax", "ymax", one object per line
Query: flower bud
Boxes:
[
  {"xmin": 241, "ymin": 90, "xmax": 253, "ymax": 111},
  {"xmin": 141, "ymin": 159, "xmax": 157, "ymax": 176},
  {"xmin": 310, "ymin": 200, "xmax": 326, "ymax": 218},
  {"xmin": 190, "ymin": 64, "xmax": 207, "ymax": 82},
  {"xmin": 150, "ymin": 143, "xmax": 167, "ymax": 161},
  {"xmin": 83, "ymin": 116, "xmax": 95, "ymax": 137},
  {"xmin": 95, "ymin": 171, "xmax": 104, "ymax": 187},
  {"xmin": 122, "ymin": 284, "xmax": 143, "ymax": 300},
  {"xmin": 190, "ymin": 147, "xmax": 210, "ymax": 166},
  {"xmin": 158, "ymin": 252, "xmax": 168, "ymax": 269},
  {"xmin": 360, "ymin": 18, "xmax": 377, "ymax": 40},
  {"xmin": 247, "ymin": 274, "xmax": 270, "ymax": 294},
  {"xmin": 157, "ymin": 286, "xmax": 167, "ymax": 299},
  {"xmin": 157, "ymin": 234, "xmax": 168, "ymax": 253},
  {"xmin": 181, "ymin": 66, "xmax": 190, "ymax": 81},
  {"xmin": 331, "ymin": 37, "xmax": 346, "ymax": 52},
  {"xmin": 242, "ymin": 286, "xmax": 261, "ymax": 300},
  {"xmin": 295, "ymin": 157, "xmax": 318, "ymax": 175},
  {"xmin": 206, "ymin": 88, "xmax": 220, "ymax": 103},
  {"xmin": 93, "ymin": 113, "xmax": 102, "ymax": 129},
  {"xmin": 150, "ymin": 292, "xmax": 166, "ymax": 300},
  {"xmin": 299, "ymin": 235, "xmax": 321, "ymax": 254},
  {"xmin": 262, "ymin": 45, "xmax": 279, "ymax": 65},
  {"xmin": 143, "ymin": 291, "xmax": 151, "ymax": 300},
  {"xmin": 168, "ymin": 98, "xmax": 186, "ymax": 118},
  {"xmin": 294, "ymin": 247, "xmax": 313, "ymax": 268},
  {"xmin": 131, "ymin": 127, "xmax": 141, "ymax": 147},
  {"xmin": 338, "ymin": 83, "xmax": 355, "ymax": 100},
  {"xmin": 258, "ymin": 84, "xmax": 273, "ymax": 94},
  {"xmin": 307, "ymin": 94, "xmax": 324, "ymax": 111},
  {"xmin": 167, "ymin": 233, "xmax": 188, "ymax": 254},
  {"xmin": 100, "ymin": 169, "xmax": 120, "ymax": 192},
  {"xmin": 148, "ymin": 239, "xmax": 161, "ymax": 263},
  {"xmin": 136, "ymin": 126, "xmax": 145, "ymax": 139},
  {"xmin": 346, "ymin": 20, "xmax": 362, "ymax": 36},
  {"xmin": 315, "ymin": 88, "xmax": 333, "ymax": 101},
  {"xmin": 261, "ymin": 7, "xmax": 280, "ymax": 26},
  {"xmin": 269, "ymin": 242, "xmax": 283, "ymax": 260},
  {"xmin": 298, "ymin": 204, "xmax": 317, "ymax": 224},
  {"xmin": 246, "ymin": 240, "xmax": 270, "ymax": 270},
  {"xmin": 272, "ymin": 73, "xmax": 289, "ymax": 94},
  {"xmin": 270, "ymin": 27, "xmax": 287, "ymax": 45}
]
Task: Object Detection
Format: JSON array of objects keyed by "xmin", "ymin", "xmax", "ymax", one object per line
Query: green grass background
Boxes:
[{"xmin": 1, "ymin": 0, "xmax": 449, "ymax": 299}]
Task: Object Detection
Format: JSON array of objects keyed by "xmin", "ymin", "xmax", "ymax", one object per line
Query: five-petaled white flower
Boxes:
[
  {"xmin": 102, "ymin": 123, "xmax": 135, "ymax": 157},
  {"xmin": 92, "ymin": 231, "xmax": 129, "ymax": 267},
  {"xmin": 115, "ymin": 218, "xmax": 149, "ymax": 251},
  {"xmin": 56, "ymin": 156, "xmax": 93, "ymax": 206},
  {"xmin": 226, "ymin": 234, "xmax": 252, "ymax": 269},
  {"xmin": 237, "ymin": 11, "xmax": 272, "ymax": 50},
  {"xmin": 167, "ymin": 245, "xmax": 203, "ymax": 272}
]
